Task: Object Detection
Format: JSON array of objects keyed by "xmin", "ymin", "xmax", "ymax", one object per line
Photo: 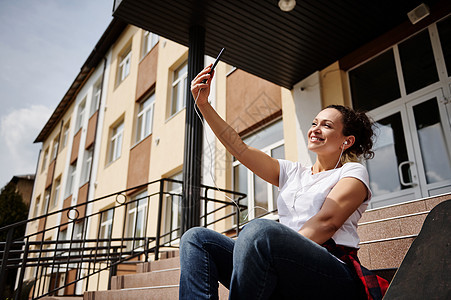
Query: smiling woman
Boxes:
[{"xmin": 179, "ymin": 65, "xmax": 388, "ymax": 300}]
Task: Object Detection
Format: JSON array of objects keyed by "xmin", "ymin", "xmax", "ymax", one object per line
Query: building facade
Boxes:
[{"xmin": 23, "ymin": 8, "xmax": 451, "ymax": 297}]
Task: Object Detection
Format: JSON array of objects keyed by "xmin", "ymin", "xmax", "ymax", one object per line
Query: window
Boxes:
[
  {"xmin": 142, "ymin": 31, "xmax": 159, "ymax": 57},
  {"xmin": 398, "ymin": 30, "xmax": 439, "ymax": 94},
  {"xmin": 65, "ymin": 161, "xmax": 77, "ymax": 198},
  {"xmin": 61, "ymin": 121, "xmax": 70, "ymax": 148},
  {"xmin": 90, "ymin": 78, "xmax": 102, "ymax": 116},
  {"xmin": 136, "ymin": 93, "xmax": 155, "ymax": 142},
  {"xmin": 70, "ymin": 221, "xmax": 85, "ymax": 268},
  {"xmin": 99, "ymin": 208, "xmax": 113, "ymax": 253},
  {"xmin": 41, "ymin": 148, "xmax": 49, "ymax": 173},
  {"xmin": 51, "ymin": 135, "xmax": 59, "ymax": 161},
  {"xmin": 164, "ymin": 172, "xmax": 183, "ymax": 244},
  {"xmin": 42, "ymin": 188, "xmax": 51, "ymax": 215},
  {"xmin": 81, "ymin": 147, "xmax": 93, "ymax": 185},
  {"xmin": 76, "ymin": 99, "xmax": 86, "ymax": 131},
  {"xmin": 233, "ymin": 120, "xmax": 285, "ymax": 221},
  {"xmin": 51, "ymin": 178, "xmax": 61, "ymax": 209},
  {"xmin": 34, "ymin": 196, "xmax": 41, "ymax": 217},
  {"xmin": 118, "ymin": 48, "xmax": 131, "ymax": 84},
  {"xmin": 170, "ymin": 61, "xmax": 188, "ymax": 117},
  {"xmin": 126, "ymin": 190, "xmax": 148, "ymax": 249},
  {"xmin": 109, "ymin": 121, "xmax": 124, "ymax": 163},
  {"xmin": 57, "ymin": 229, "xmax": 68, "ymax": 251},
  {"xmin": 349, "ymin": 49, "xmax": 401, "ymax": 112},
  {"xmin": 437, "ymin": 15, "xmax": 451, "ymax": 77}
]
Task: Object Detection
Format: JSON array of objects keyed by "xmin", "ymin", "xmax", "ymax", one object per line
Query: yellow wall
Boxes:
[
  {"xmin": 148, "ymin": 39, "xmax": 188, "ymax": 182},
  {"xmin": 281, "ymin": 87, "xmax": 298, "ymax": 162},
  {"xmin": 319, "ymin": 61, "xmax": 349, "ymax": 107},
  {"xmin": 94, "ymin": 26, "xmax": 139, "ymax": 200}
]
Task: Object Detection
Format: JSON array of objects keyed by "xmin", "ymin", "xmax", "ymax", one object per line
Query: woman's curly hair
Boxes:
[{"xmin": 326, "ymin": 105, "xmax": 375, "ymax": 163}]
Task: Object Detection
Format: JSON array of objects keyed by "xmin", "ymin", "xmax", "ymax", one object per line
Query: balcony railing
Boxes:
[{"xmin": 0, "ymin": 178, "xmax": 247, "ymax": 299}]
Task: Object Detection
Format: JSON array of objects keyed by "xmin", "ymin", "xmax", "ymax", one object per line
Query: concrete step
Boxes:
[
  {"xmin": 42, "ymin": 297, "xmax": 83, "ymax": 300},
  {"xmin": 85, "ymin": 284, "xmax": 229, "ymax": 300},
  {"xmin": 359, "ymin": 194, "xmax": 447, "ymax": 223},
  {"xmin": 84, "ymin": 286, "xmax": 179, "ymax": 300},
  {"xmin": 137, "ymin": 256, "xmax": 180, "ymax": 273},
  {"xmin": 355, "ymin": 194, "xmax": 450, "ymax": 270},
  {"xmin": 111, "ymin": 269, "xmax": 180, "ymax": 289},
  {"xmin": 358, "ymin": 211, "xmax": 427, "ymax": 242},
  {"xmin": 358, "ymin": 236, "xmax": 415, "ymax": 269}
]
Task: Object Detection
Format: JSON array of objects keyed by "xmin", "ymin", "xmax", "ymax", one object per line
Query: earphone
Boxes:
[{"xmin": 344, "ymin": 141, "xmax": 348, "ymax": 145}]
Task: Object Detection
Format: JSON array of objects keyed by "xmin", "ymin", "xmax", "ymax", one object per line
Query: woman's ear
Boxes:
[{"xmin": 343, "ymin": 136, "xmax": 355, "ymax": 149}]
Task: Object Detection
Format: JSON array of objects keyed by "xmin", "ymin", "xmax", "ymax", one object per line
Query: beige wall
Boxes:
[
  {"xmin": 94, "ymin": 26, "xmax": 140, "ymax": 200},
  {"xmin": 281, "ymin": 87, "xmax": 298, "ymax": 162},
  {"xmin": 319, "ymin": 61, "xmax": 350, "ymax": 107}
]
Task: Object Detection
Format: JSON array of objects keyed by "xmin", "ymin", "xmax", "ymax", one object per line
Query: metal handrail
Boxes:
[{"xmin": 0, "ymin": 178, "xmax": 247, "ymax": 299}]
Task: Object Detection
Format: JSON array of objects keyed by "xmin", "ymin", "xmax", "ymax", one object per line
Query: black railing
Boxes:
[{"xmin": 0, "ymin": 179, "xmax": 247, "ymax": 299}]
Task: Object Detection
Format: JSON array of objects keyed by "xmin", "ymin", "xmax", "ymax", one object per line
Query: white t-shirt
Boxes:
[{"xmin": 277, "ymin": 159, "xmax": 372, "ymax": 248}]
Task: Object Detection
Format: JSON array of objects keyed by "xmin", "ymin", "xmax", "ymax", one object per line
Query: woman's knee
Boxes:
[
  {"xmin": 240, "ymin": 219, "xmax": 283, "ymax": 240},
  {"xmin": 180, "ymin": 226, "xmax": 209, "ymax": 248}
]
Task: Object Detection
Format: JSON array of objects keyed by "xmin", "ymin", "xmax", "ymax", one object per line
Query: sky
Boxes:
[{"xmin": 0, "ymin": 0, "xmax": 113, "ymax": 187}]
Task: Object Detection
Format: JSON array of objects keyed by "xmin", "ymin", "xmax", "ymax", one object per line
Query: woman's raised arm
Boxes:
[{"xmin": 191, "ymin": 65, "xmax": 280, "ymax": 186}]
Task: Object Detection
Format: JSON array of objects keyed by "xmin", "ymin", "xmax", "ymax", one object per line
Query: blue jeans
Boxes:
[{"xmin": 179, "ymin": 219, "xmax": 362, "ymax": 299}]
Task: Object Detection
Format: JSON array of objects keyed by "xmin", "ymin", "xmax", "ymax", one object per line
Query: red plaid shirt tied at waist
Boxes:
[{"xmin": 322, "ymin": 239, "xmax": 389, "ymax": 300}]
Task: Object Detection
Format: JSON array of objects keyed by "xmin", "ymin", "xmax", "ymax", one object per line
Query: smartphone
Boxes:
[{"xmin": 202, "ymin": 48, "xmax": 225, "ymax": 83}]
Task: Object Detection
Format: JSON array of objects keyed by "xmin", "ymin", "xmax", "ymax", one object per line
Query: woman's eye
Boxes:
[{"xmin": 311, "ymin": 122, "xmax": 317, "ymax": 126}]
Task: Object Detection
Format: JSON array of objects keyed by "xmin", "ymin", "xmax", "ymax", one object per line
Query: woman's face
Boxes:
[{"xmin": 307, "ymin": 108, "xmax": 347, "ymax": 156}]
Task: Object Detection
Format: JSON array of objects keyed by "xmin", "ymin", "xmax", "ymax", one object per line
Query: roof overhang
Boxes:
[{"xmin": 112, "ymin": 0, "xmax": 446, "ymax": 89}]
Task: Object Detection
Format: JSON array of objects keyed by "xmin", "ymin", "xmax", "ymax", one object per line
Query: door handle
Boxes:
[{"xmin": 398, "ymin": 161, "xmax": 417, "ymax": 187}]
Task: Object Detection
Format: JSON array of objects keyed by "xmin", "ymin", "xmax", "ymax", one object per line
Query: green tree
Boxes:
[
  {"xmin": 0, "ymin": 183, "xmax": 29, "ymax": 299},
  {"xmin": 0, "ymin": 183, "xmax": 28, "ymax": 240}
]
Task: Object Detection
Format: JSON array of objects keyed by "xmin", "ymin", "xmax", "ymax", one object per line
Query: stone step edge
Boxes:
[
  {"xmin": 364, "ymin": 193, "xmax": 447, "ymax": 213},
  {"xmin": 150, "ymin": 267, "xmax": 180, "ymax": 273},
  {"xmin": 359, "ymin": 234, "xmax": 417, "ymax": 245},
  {"xmin": 358, "ymin": 211, "xmax": 429, "ymax": 226},
  {"xmin": 114, "ymin": 284, "xmax": 179, "ymax": 291}
]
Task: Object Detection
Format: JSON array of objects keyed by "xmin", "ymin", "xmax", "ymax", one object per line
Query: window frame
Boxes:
[
  {"xmin": 108, "ymin": 121, "xmax": 124, "ymax": 163},
  {"xmin": 232, "ymin": 119, "xmax": 285, "ymax": 221},
  {"xmin": 61, "ymin": 121, "xmax": 70, "ymax": 149},
  {"xmin": 41, "ymin": 148, "xmax": 49, "ymax": 173},
  {"xmin": 90, "ymin": 78, "xmax": 102, "ymax": 117},
  {"xmin": 169, "ymin": 60, "xmax": 188, "ymax": 117},
  {"xmin": 34, "ymin": 196, "xmax": 41, "ymax": 218},
  {"xmin": 81, "ymin": 147, "xmax": 93, "ymax": 185},
  {"xmin": 164, "ymin": 172, "xmax": 183, "ymax": 244},
  {"xmin": 76, "ymin": 99, "xmax": 86, "ymax": 132},
  {"xmin": 42, "ymin": 188, "xmax": 51, "ymax": 215},
  {"xmin": 142, "ymin": 31, "xmax": 159, "ymax": 58},
  {"xmin": 136, "ymin": 92, "xmax": 155, "ymax": 143},
  {"xmin": 51, "ymin": 178, "xmax": 61, "ymax": 209},
  {"xmin": 118, "ymin": 48, "xmax": 132, "ymax": 84},
  {"xmin": 65, "ymin": 161, "xmax": 77, "ymax": 198},
  {"xmin": 99, "ymin": 208, "xmax": 114, "ymax": 253},
  {"xmin": 126, "ymin": 190, "xmax": 148, "ymax": 249}
]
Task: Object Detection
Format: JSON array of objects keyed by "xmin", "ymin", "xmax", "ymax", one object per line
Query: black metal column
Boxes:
[{"xmin": 181, "ymin": 25, "xmax": 205, "ymax": 234}]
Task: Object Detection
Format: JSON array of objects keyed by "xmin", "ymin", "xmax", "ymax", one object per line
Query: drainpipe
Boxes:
[{"xmin": 181, "ymin": 25, "xmax": 205, "ymax": 234}]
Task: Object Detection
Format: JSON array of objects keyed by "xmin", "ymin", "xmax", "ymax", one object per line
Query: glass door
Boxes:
[
  {"xmin": 366, "ymin": 107, "xmax": 422, "ymax": 208},
  {"xmin": 367, "ymin": 89, "xmax": 451, "ymax": 208},
  {"xmin": 406, "ymin": 90, "xmax": 451, "ymax": 197}
]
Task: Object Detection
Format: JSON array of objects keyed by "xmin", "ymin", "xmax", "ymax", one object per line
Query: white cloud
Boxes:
[{"xmin": 0, "ymin": 105, "xmax": 52, "ymax": 186}]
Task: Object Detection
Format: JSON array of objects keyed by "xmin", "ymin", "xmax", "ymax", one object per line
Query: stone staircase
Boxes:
[
  {"xmin": 83, "ymin": 194, "xmax": 450, "ymax": 299},
  {"xmin": 84, "ymin": 253, "xmax": 229, "ymax": 300},
  {"xmin": 357, "ymin": 194, "xmax": 449, "ymax": 274}
]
